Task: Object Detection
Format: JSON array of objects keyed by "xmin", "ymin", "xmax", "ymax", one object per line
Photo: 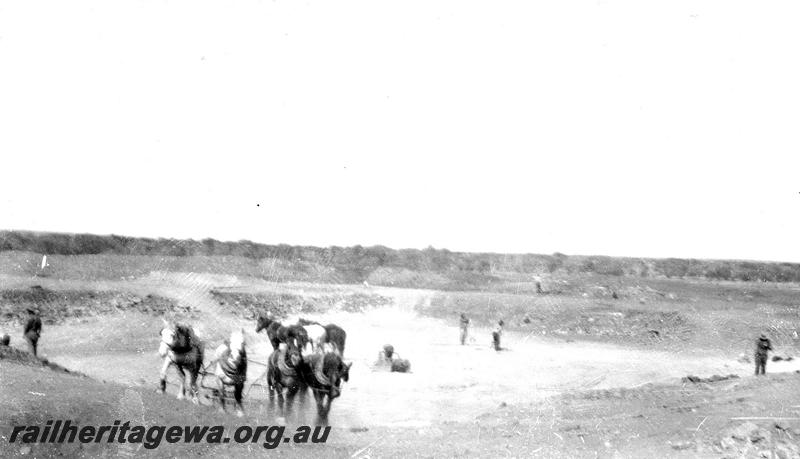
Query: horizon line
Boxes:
[{"xmin": 1, "ymin": 228, "xmax": 797, "ymax": 266}]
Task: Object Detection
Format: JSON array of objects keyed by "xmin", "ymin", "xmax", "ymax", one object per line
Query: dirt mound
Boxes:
[
  {"xmin": 0, "ymin": 344, "xmax": 42, "ymax": 365},
  {"xmin": 681, "ymin": 374, "xmax": 739, "ymax": 384},
  {"xmin": 520, "ymin": 308, "xmax": 692, "ymax": 344},
  {"xmin": 573, "ymin": 283, "xmax": 675, "ymax": 302},
  {"xmin": 0, "ymin": 345, "xmax": 84, "ymax": 375},
  {"xmin": 421, "ymin": 291, "xmax": 699, "ymax": 348},
  {"xmin": 0, "ymin": 286, "xmax": 190, "ymax": 324},
  {"xmin": 446, "ymin": 373, "xmax": 800, "ymax": 458},
  {"xmin": 211, "ymin": 290, "xmax": 393, "ymax": 318},
  {"xmin": 718, "ymin": 422, "xmax": 800, "ymax": 458}
]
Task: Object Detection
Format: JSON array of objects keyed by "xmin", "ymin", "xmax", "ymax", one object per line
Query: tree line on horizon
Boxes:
[{"xmin": 1, "ymin": 230, "xmax": 799, "ymax": 283}]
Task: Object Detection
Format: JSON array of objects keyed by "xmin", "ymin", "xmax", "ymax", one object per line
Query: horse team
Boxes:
[{"xmin": 157, "ymin": 314, "xmax": 351, "ymax": 423}]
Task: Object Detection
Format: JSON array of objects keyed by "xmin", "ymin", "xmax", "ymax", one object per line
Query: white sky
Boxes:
[{"xmin": 1, "ymin": 0, "xmax": 798, "ymax": 261}]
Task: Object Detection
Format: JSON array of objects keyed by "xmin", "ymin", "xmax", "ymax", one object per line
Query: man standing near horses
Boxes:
[
  {"xmin": 459, "ymin": 313, "xmax": 470, "ymax": 345},
  {"xmin": 492, "ymin": 320, "xmax": 504, "ymax": 351},
  {"xmin": 755, "ymin": 333, "xmax": 772, "ymax": 376},
  {"xmin": 23, "ymin": 308, "xmax": 43, "ymax": 357}
]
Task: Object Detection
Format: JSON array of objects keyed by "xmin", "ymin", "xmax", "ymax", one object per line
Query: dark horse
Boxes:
[
  {"xmin": 297, "ymin": 318, "xmax": 347, "ymax": 356},
  {"xmin": 267, "ymin": 345, "xmax": 306, "ymax": 419},
  {"xmin": 158, "ymin": 321, "xmax": 205, "ymax": 404},
  {"xmin": 256, "ymin": 315, "xmax": 309, "ymax": 351},
  {"xmin": 298, "ymin": 352, "xmax": 352, "ymax": 423}
]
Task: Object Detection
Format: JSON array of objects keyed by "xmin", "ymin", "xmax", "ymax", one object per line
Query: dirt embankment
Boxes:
[
  {"xmin": 0, "ymin": 359, "xmax": 355, "ymax": 458},
  {"xmin": 419, "ymin": 292, "xmax": 695, "ymax": 345},
  {"xmin": 520, "ymin": 307, "xmax": 690, "ymax": 343},
  {"xmin": 0, "ymin": 286, "xmax": 191, "ymax": 325},
  {"xmin": 419, "ymin": 288, "xmax": 800, "ymax": 355},
  {"xmin": 0, "ymin": 345, "xmax": 86, "ymax": 376},
  {"xmin": 343, "ymin": 372, "xmax": 800, "ymax": 458},
  {"xmin": 211, "ymin": 290, "xmax": 394, "ymax": 319}
]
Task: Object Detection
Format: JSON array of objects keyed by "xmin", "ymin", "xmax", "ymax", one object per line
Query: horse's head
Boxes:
[
  {"xmin": 229, "ymin": 328, "xmax": 246, "ymax": 364},
  {"xmin": 158, "ymin": 320, "xmax": 175, "ymax": 357},
  {"xmin": 285, "ymin": 344, "xmax": 303, "ymax": 368},
  {"xmin": 161, "ymin": 319, "xmax": 194, "ymax": 354},
  {"xmin": 341, "ymin": 360, "xmax": 352, "ymax": 383},
  {"xmin": 323, "ymin": 353, "xmax": 352, "ymax": 399},
  {"xmin": 255, "ymin": 315, "xmax": 273, "ymax": 333},
  {"xmin": 173, "ymin": 324, "xmax": 193, "ymax": 351}
]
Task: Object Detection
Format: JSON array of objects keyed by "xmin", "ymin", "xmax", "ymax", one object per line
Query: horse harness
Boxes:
[{"xmin": 273, "ymin": 348, "xmax": 299, "ymax": 377}]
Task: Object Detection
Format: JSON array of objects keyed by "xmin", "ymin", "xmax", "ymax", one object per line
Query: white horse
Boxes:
[
  {"xmin": 157, "ymin": 320, "xmax": 204, "ymax": 404},
  {"xmin": 212, "ymin": 329, "xmax": 248, "ymax": 417}
]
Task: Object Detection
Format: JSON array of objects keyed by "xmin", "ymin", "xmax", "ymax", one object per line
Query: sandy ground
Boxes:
[
  {"xmin": 6, "ymin": 273, "xmax": 800, "ymax": 458},
  {"xmin": 12, "ymin": 275, "xmax": 799, "ymax": 434}
]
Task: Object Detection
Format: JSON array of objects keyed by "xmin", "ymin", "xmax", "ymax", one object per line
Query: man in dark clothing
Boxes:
[
  {"xmin": 381, "ymin": 344, "xmax": 395, "ymax": 362},
  {"xmin": 755, "ymin": 333, "xmax": 772, "ymax": 376},
  {"xmin": 459, "ymin": 313, "xmax": 470, "ymax": 345},
  {"xmin": 492, "ymin": 320, "xmax": 504, "ymax": 351},
  {"xmin": 23, "ymin": 308, "xmax": 42, "ymax": 357}
]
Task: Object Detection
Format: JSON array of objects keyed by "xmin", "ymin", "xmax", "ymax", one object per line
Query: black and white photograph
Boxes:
[{"xmin": 2, "ymin": 0, "xmax": 800, "ymax": 457}]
